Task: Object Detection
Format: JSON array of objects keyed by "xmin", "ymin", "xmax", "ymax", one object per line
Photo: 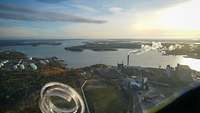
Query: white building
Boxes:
[
  {"xmin": 13, "ymin": 65, "xmax": 18, "ymax": 70},
  {"xmin": 29, "ymin": 57, "xmax": 33, "ymax": 60},
  {"xmin": 40, "ymin": 60, "xmax": 46, "ymax": 65},
  {"xmin": 130, "ymin": 81, "xmax": 141, "ymax": 88},
  {"xmin": 3, "ymin": 60, "xmax": 9, "ymax": 64},
  {"xmin": 30, "ymin": 63, "xmax": 37, "ymax": 70},
  {"xmin": 20, "ymin": 64, "xmax": 25, "ymax": 70},
  {"xmin": 0, "ymin": 63, "xmax": 4, "ymax": 67},
  {"xmin": 45, "ymin": 60, "xmax": 49, "ymax": 63}
]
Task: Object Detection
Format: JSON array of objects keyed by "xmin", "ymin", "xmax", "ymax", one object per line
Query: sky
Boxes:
[{"xmin": 0, "ymin": 0, "xmax": 200, "ymax": 40}]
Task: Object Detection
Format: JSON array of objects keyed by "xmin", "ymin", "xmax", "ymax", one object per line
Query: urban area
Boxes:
[{"xmin": 0, "ymin": 49, "xmax": 200, "ymax": 113}]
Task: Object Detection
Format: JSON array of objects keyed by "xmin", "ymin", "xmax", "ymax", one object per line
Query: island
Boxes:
[
  {"xmin": 65, "ymin": 40, "xmax": 200, "ymax": 60},
  {"xmin": 65, "ymin": 41, "xmax": 142, "ymax": 52}
]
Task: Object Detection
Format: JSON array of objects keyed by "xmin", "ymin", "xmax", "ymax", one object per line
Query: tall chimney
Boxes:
[{"xmin": 127, "ymin": 55, "xmax": 129, "ymax": 66}]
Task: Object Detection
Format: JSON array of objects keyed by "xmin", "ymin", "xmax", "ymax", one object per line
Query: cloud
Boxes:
[
  {"xmin": 36, "ymin": 0, "xmax": 66, "ymax": 4},
  {"xmin": 0, "ymin": 4, "xmax": 107, "ymax": 24},
  {"xmin": 0, "ymin": 4, "xmax": 35, "ymax": 13},
  {"xmin": 72, "ymin": 4, "xmax": 98, "ymax": 13},
  {"xmin": 109, "ymin": 7, "xmax": 123, "ymax": 13}
]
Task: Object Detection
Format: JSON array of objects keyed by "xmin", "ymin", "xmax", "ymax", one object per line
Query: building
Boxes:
[
  {"xmin": 166, "ymin": 65, "xmax": 174, "ymax": 77},
  {"xmin": 29, "ymin": 57, "xmax": 33, "ymax": 60},
  {"xmin": 130, "ymin": 80, "xmax": 141, "ymax": 89},
  {"xmin": 0, "ymin": 62, "xmax": 3, "ymax": 68},
  {"xmin": 20, "ymin": 64, "xmax": 25, "ymax": 70},
  {"xmin": 3, "ymin": 60, "xmax": 9, "ymax": 64},
  {"xmin": 40, "ymin": 60, "xmax": 46, "ymax": 65},
  {"xmin": 13, "ymin": 65, "xmax": 18, "ymax": 70},
  {"xmin": 45, "ymin": 60, "xmax": 49, "ymax": 63},
  {"xmin": 30, "ymin": 63, "xmax": 37, "ymax": 70},
  {"xmin": 117, "ymin": 63, "xmax": 124, "ymax": 70},
  {"xmin": 0, "ymin": 63, "xmax": 4, "ymax": 67}
]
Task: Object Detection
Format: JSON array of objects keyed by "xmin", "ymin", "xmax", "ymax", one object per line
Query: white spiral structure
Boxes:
[{"xmin": 39, "ymin": 82, "xmax": 85, "ymax": 113}]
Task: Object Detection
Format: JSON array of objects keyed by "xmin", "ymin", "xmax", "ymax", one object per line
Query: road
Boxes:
[{"xmin": 132, "ymin": 90, "xmax": 143, "ymax": 113}]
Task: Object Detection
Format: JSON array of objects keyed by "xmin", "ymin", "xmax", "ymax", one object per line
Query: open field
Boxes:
[{"xmin": 85, "ymin": 86, "xmax": 128, "ymax": 113}]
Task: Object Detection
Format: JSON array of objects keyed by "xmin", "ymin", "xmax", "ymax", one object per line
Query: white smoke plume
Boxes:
[{"xmin": 128, "ymin": 42, "xmax": 163, "ymax": 55}]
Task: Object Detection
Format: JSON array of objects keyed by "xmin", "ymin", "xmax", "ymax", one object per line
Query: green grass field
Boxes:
[{"xmin": 85, "ymin": 86, "xmax": 127, "ymax": 113}]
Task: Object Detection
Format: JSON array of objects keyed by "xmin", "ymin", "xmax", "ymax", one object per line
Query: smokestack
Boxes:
[{"xmin": 127, "ymin": 55, "xmax": 129, "ymax": 66}]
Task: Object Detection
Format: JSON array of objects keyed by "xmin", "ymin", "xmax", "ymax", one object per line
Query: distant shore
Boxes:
[
  {"xmin": 161, "ymin": 43, "xmax": 200, "ymax": 59},
  {"xmin": 0, "ymin": 40, "xmax": 62, "ymax": 47},
  {"xmin": 65, "ymin": 41, "xmax": 142, "ymax": 52},
  {"xmin": 65, "ymin": 40, "xmax": 200, "ymax": 60}
]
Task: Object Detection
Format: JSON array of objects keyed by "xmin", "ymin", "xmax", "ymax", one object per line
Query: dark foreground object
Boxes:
[{"xmin": 157, "ymin": 85, "xmax": 200, "ymax": 113}]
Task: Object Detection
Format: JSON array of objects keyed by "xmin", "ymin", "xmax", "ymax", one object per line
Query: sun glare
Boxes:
[
  {"xmin": 157, "ymin": 0, "xmax": 200, "ymax": 30},
  {"xmin": 132, "ymin": 0, "xmax": 200, "ymax": 37}
]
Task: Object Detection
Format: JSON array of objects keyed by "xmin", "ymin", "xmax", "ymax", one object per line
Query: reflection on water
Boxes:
[
  {"xmin": 1, "ymin": 40, "xmax": 200, "ymax": 72},
  {"xmin": 180, "ymin": 58, "xmax": 200, "ymax": 71}
]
